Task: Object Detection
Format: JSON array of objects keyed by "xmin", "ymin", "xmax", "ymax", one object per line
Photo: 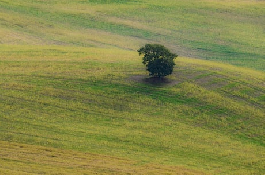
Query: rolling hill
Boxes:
[
  {"xmin": 0, "ymin": 0, "xmax": 264, "ymax": 174},
  {"xmin": 1, "ymin": 0, "xmax": 264, "ymax": 70}
]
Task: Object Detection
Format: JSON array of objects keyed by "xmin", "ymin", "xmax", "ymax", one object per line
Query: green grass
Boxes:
[
  {"xmin": 0, "ymin": 45, "xmax": 264, "ymax": 174},
  {"xmin": 0, "ymin": 0, "xmax": 264, "ymax": 70},
  {"xmin": 0, "ymin": 0, "xmax": 264, "ymax": 174}
]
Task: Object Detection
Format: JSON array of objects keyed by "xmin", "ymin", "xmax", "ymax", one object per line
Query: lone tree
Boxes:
[{"xmin": 138, "ymin": 44, "xmax": 178, "ymax": 78}]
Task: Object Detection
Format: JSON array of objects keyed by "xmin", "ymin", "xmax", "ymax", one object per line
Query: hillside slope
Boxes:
[
  {"xmin": 0, "ymin": 141, "xmax": 207, "ymax": 175},
  {"xmin": 0, "ymin": 0, "xmax": 264, "ymax": 174},
  {"xmin": 0, "ymin": 0, "xmax": 264, "ymax": 70},
  {"xmin": 0, "ymin": 45, "xmax": 264, "ymax": 174}
]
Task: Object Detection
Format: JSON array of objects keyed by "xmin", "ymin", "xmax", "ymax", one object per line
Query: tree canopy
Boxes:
[{"xmin": 138, "ymin": 44, "xmax": 178, "ymax": 78}]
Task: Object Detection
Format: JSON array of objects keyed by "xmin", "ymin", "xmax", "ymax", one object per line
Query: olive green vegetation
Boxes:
[
  {"xmin": 0, "ymin": 0, "xmax": 264, "ymax": 70},
  {"xmin": 0, "ymin": 0, "xmax": 264, "ymax": 174},
  {"xmin": 138, "ymin": 44, "xmax": 177, "ymax": 77},
  {"xmin": 0, "ymin": 45, "xmax": 264, "ymax": 174}
]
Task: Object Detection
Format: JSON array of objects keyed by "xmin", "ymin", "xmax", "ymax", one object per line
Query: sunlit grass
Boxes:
[
  {"xmin": 0, "ymin": 45, "xmax": 264, "ymax": 174},
  {"xmin": 0, "ymin": 0, "xmax": 264, "ymax": 174},
  {"xmin": 0, "ymin": 0, "xmax": 264, "ymax": 70},
  {"xmin": 0, "ymin": 141, "xmax": 207, "ymax": 175}
]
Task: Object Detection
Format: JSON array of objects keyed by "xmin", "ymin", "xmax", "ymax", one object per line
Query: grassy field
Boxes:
[
  {"xmin": 0, "ymin": 45, "xmax": 264, "ymax": 174},
  {"xmin": 0, "ymin": 0, "xmax": 265, "ymax": 174},
  {"xmin": 1, "ymin": 141, "xmax": 208, "ymax": 175},
  {"xmin": 0, "ymin": 0, "xmax": 264, "ymax": 70}
]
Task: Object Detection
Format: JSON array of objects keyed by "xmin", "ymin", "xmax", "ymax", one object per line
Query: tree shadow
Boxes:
[
  {"xmin": 144, "ymin": 77, "xmax": 172, "ymax": 86},
  {"xmin": 130, "ymin": 75, "xmax": 178, "ymax": 87}
]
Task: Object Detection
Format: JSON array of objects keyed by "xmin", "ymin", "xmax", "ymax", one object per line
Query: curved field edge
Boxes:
[{"xmin": 0, "ymin": 45, "xmax": 264, "ymax": 174}]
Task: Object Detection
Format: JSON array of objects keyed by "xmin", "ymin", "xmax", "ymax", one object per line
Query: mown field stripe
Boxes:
[{"xmin": 0, "ymin": 141, "xmax": 207, "ymax": 175}]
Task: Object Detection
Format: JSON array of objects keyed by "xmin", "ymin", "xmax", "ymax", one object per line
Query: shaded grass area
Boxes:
[
  {"xmin": 0, "ymin": 46, "xmax": 264, "ymax": 174},
  {"xmin": 0, "ymin": 0, "xmax": 264, "ymax": 70}
]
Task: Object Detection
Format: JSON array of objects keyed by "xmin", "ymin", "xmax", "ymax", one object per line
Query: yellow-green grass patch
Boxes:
[
  {"xmin": 0, "ymin": 45, "xmax": 264, "ymax": 174},
  {"xmin": 0, "ymin": 141, "xmax": 207, "ymax": 175},
  {"xmin": 0, "ymin": 0, "xmax": 264, "ymax": 70}
]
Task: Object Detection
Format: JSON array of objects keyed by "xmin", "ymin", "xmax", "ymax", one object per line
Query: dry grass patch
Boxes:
[{"xmin": 0, "ymin": 141, "xmax": 207, "ymax": 175}]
